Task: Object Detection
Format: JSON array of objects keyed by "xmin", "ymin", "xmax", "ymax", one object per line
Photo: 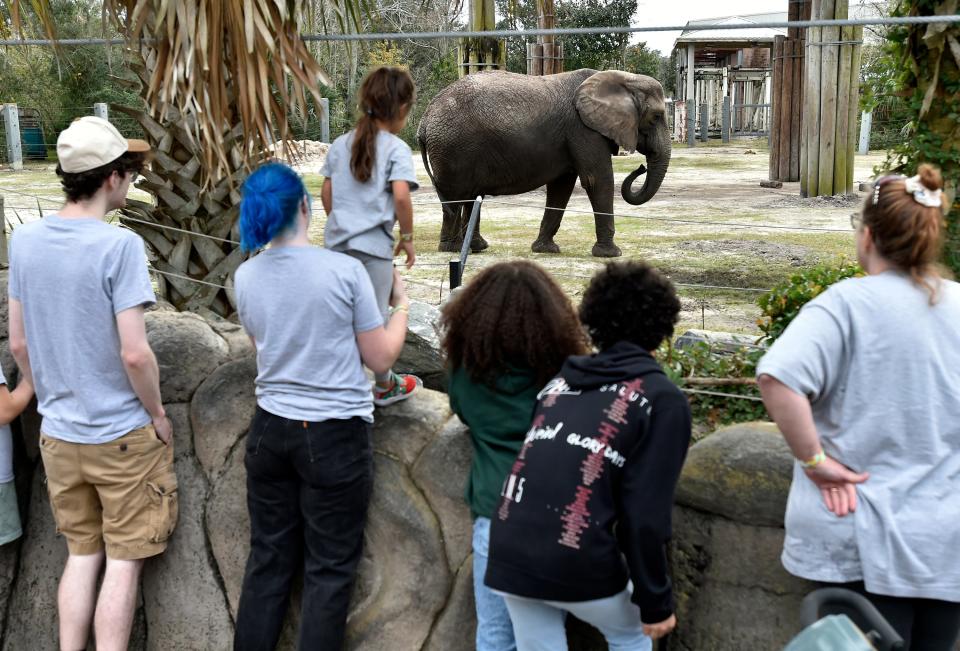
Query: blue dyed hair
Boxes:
[{"xmin": 239, "ymin": 163, "xmax": 307, "ymax": 251}]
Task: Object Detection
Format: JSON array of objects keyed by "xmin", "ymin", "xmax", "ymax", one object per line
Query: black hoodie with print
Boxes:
[{"xmin": 484, "ymin": 341, "xmax": 691, "ymax": 624}]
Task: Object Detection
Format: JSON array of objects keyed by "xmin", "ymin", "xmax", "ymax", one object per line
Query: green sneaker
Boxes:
[{"xmin": 373, "ymin": 372, "xmax": 422, "ymax": 407}]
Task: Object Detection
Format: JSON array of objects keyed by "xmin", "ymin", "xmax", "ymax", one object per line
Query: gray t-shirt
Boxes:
[
  {"xmin": 321, "ymin": 129, "xmax": 419, "ymax": 259},
  {"xmin": 0, "ymin": 367, "xmax": 13, "ymax": 484},
  {"xmin": 234, "ymin": 246, "xmax": 383, "ymax": 422},
  {"xmin": 757, "ymin": 271, "xmax": 960, "ymax": 601},
  {"xmin": 8, "ymin": 216, "xmax": 156, "ymax": 444}
]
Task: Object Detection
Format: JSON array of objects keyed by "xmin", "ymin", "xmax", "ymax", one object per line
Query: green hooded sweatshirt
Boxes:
[{"xmin": 447, "ymin": 366, "xmax": 540, "ymax": 520}]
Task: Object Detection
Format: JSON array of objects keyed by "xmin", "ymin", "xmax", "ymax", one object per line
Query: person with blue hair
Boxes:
[{"xmin": 231, "ymin": 162, "xmax": 411, "ymax": 651}]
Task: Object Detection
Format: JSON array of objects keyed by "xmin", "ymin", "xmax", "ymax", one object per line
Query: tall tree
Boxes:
[
  {"xmin": 5, "ymin": 0, "xmax": 360, "ymax": 315},
  {"xmin": 883, "ymin": 0, "xmax": 959, "ymax": 276}
]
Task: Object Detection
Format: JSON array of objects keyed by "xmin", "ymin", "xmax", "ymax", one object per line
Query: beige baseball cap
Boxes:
[{"xmin": 57, "ymin": 116, "xmax": 151, "ymax": 173}]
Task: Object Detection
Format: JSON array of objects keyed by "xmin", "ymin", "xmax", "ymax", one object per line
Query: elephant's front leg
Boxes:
[
  {"xmin": 581, "ymin": 164, "xmax": 622, "ymax": 258},
  {"xmin": 532, "ymin": 172, "xmax": 578, "ymax": 254}
]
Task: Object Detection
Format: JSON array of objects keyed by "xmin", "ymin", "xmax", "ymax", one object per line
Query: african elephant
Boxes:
[{"xmin": 417, "ymin": 69, "xmax": 671, "ymax": 257}]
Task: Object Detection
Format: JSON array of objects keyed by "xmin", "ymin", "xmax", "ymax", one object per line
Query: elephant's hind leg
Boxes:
[
  {"xmin": 438, "ymin": 200, "xmax": 462, "ymax": 252},
  {"xmin": 532, "ymin": 172, "xmax": 578, "ymax": 254}
]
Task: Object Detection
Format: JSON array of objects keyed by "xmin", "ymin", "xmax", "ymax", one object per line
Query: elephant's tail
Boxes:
[{"xmin": 417, "ymin": 131, "xmax": 444, "ymax": 205}]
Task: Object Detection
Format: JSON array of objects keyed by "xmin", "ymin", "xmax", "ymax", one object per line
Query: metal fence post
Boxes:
[
  {"xmin": 858, "ymin": 111, "xmax": 872, "ymax": 155},
  {"xmin": 448, "ymin": 259, "xmax": 463, "ymax": 290},
  {"xmin": 93, "ymin": 103, "xmax": 109, "ymax": 120},
  {"xmin": 722, "ymin": 97, "xmax": 731, "ymax": 143},
  {"xmin": 700, "ymin": 102, "xmax": 709, "ymax": 142},
  {"xmin": 686, "ymin": 99, "xmax": 696, "ymax": 147},
  {"xmin": 0, "ymin": 195, "xmax": 7, "ymax": 267},
  {"xmin": 2, "ymin": 104, "xmax": 23, "ymax": 171},
  {"xmin": 320, "ymin": 98, "xmax": 330, "ymax": 143}
]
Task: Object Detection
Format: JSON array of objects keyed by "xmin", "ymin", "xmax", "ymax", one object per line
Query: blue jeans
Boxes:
[
  {"xmin": 473, "ymin": 517, "xmax": 517, "ymax": 651},
  {"xmin": 503, "ymin": 587, "xmax": 653, "ymax": 651}
]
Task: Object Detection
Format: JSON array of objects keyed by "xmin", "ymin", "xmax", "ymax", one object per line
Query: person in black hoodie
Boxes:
[{"xmin": 485, "ymin": 261, "xmax": 691, "ymax": 651}]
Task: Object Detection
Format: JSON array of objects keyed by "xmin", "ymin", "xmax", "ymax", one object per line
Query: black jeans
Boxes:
[
  {"xmin": 233, "ymin": 407, "xmax": 373, "ymax": 651},
  {"xmin": 826, "ymin": 581, "xmax": 960, "ymax": 651}
]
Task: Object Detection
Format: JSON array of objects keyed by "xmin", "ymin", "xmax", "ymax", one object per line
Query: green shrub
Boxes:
[
  {"xmin": 660, "ymin": 342, "xmax": 766, "ymax": 432},
  {"xmin": 756, "ymin": 261, "xmax": 863, "ymax": 344}
]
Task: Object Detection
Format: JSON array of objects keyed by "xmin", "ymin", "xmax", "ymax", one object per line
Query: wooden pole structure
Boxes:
[
  {"xmin": 769, "ymin": 36, "xmax": 784, "ymax": 180},
  {"xmin": 834, "ymin": 18, "xmax": 853, "ymax": 195},
  {"xmin": 817, "ymin": 0, "xmax": 839, "ymax": 196},
  {"xmin": 778, "ymin": 38, "xmax": 793, "ymax": 179},
  {"xmin": 790, "ymin": 0, "xmax": 809, "ymax": 180},
  {"xmin": 0, "ymin": 195, "xmax": 7, "ymax": 268},
  {"xmin": 802, "ymin": 0, "xmax": 823, "ymax": 197}
]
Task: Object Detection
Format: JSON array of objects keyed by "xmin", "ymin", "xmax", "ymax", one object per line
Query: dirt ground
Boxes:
[{"xmin": 0, "ymin": 138, "xmax": 889, "ymax": 334}]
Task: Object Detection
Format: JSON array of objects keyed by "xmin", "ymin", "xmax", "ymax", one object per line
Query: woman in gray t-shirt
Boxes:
[
  {"xmin": 232, "ymin": 163, "xmax": 411, "ymax": 651},
  {"xmin": 758, "ymin": 165, "xmax": 960, "ymax": 650}
]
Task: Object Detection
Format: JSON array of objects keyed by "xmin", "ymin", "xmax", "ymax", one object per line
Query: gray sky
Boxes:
[{"xmin": 632, "ymin": 0, "xmax": 785, "ymax": 55}]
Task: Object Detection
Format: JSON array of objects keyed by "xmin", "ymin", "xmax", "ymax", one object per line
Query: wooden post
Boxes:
[
  {"xmin": 834, "ymin": 20, "xmax": 853, "ymax": 195},
  {"xmin": 469, "ymin": 48, "xmax": 479, "ymax": 75},
  {"xmin": 802, "ymin": 0, "xmax": 823, "ymax": 197},
  {"xmin": 533, "ymin": 44, "xmax": 543, "ymax": 76},
  {"xmin": 2, "ymin": 104, "xmax": 23, "ymax": 171},
  {"xmin": 700, "ymin": 103, "xmax": 709, "ymax": 142},
  {"xmin": 722, "ymin": 96, "xmax": 731, "ymax": 143},
  {"xmin": 769, "ymin": 37, "xmax": 784, "ymax": 180},
  {"xmin": 543, "ymin": 42, "xmax": 554, "ymax": 75},
  {"xmin": 817, "ymin": 0, "xmax": 839, "ymax": 196},
  {"xmin": 526, "ymin": 43, "xmax": 533, "ymax": 75},
  {"xmin": 790, "ymin": 23, "xmax": 805, "ymax": 181},
  {"xmin": 778, "ymin": 39, "xmax": 794, "ymax": 180},
  {"xmin": 846, "ymin": 26, "xmax": 863, "ymax": 192}
]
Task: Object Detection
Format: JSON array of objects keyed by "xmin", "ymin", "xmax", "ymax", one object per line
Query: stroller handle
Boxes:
[{"xmin": 800, "ymin": 588, "xmax": 905, "ymax": 651}]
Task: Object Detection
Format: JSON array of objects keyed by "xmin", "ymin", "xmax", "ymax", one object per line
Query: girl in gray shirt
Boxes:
[
  {"xmin": 320, "ymin": 66, "xmax": 421, "ymax": 407},
  {"xmin": 758, "ymin": 165, "xmax": 960, "ymax": 650}
]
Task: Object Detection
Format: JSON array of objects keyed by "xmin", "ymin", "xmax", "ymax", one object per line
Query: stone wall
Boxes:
[{"xmin": 0, "ymin": 282, "xmax": 813, "ymax": 649}]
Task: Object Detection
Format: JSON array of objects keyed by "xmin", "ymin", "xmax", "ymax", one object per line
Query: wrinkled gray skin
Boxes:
[{"xmin": 417, "ymin": 69, "xmax": 672, "ymax": 257}]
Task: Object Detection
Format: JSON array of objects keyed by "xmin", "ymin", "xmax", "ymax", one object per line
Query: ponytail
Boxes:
[
  {"xmin": 239, "ymin": 163, "xmax": 306, "ymax": 252},
  {"xmin": 350, "ymin": 66, "xmax": 416, "ymax": 183}
]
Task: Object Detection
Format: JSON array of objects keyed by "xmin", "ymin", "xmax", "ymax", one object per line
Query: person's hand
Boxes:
[
  {"xmin": 643, "ymin": 614, "xmax": 676, "ymax": 639},
  {"xmin": 153, "ymin": 414, "xmax": 173, "ymax": 446},
  {"xmin": 394, "ymin": 238, "xmax": 416, "ymax": 269},
  {"xmin": 389, "ymin": 269, "xmax": 409, "ymax": 309},
  {"xmin": 804, "ymin": 455, "xmax": 869, "ymax": 517}
]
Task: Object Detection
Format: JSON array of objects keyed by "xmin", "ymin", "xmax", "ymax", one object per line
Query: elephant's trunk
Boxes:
[{"xmin": 621, "ymin": 124, "xmax": 671, "ymax": 206}]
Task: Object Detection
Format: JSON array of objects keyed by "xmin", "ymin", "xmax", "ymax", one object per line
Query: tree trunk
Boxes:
[{"xmin": 116, "ymin": 52, "xmax": 249, "ymax": 317}]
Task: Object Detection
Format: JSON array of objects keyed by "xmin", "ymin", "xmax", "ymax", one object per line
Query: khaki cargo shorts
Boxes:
[{"xmin": 40, "ymin": 424, "xmax": 178, "ymax": 560}]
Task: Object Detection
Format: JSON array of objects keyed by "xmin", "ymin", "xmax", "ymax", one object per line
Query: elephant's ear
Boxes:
[{"xmin": 575, "ymin": 71, "xmax": 640, "ymax": 152}]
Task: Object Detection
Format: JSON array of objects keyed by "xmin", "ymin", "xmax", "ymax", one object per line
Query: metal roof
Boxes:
[{"xmin": 674, "ymin": 12, "xmax": 788, "ymax": 45}]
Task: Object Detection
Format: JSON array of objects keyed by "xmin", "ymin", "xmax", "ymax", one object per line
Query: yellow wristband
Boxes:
[
  {"xmin": 391, "ymin": 304, "xmax": 409, "ymax": 315},
  {"xmin": 800, "ymin": 450, "xmax": 826, "ymax": 468},
  {"xmin": 399, "ymin": 232, "xmax": 413, "ymax": 242}
]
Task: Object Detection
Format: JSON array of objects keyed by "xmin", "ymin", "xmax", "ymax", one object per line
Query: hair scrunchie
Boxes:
[{"xmin": 903, "ymin": 175, "xmax": 943, "ymax": 208}]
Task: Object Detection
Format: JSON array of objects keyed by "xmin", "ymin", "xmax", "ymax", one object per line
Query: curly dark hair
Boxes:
[
  {"xmin": 56, "ymin": 151, "xmax": 147, "ymax": 202},
  {"xmin": 579, "ymin": 261, "xmax": 681, "ymax": 351},
  {"xmin": 440, "ymin": 260, "xmax": 589, "ymax": 387}
]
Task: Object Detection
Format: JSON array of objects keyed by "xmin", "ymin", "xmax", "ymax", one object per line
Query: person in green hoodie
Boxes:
[{"xmin": 440, "ymin": 260, "xmax": 589, "ymax": 651}]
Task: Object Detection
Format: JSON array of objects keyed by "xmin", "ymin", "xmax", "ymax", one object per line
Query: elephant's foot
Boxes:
[
  {"xmin": 531, "ymin": 239, "xmax": 561, "ymax": 254},
  {"xmin": 470, "ymin": 232, "xmax": 489, "ymax": 253},
  {"xmin": 438, "ymin": 239, "xmax": 459, "ymax": 252},
  {"xmin": 591, "ymin": 242, "xmax": 622, "ymax": 258}
]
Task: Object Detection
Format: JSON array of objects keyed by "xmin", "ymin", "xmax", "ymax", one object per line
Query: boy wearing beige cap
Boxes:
[{"xmin": 8, "ymin": 116, "xmax": 176, "ymax": 651}]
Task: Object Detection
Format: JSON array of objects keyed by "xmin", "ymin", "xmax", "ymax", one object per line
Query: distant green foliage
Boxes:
[
  {"xmin": 880, "ymin": 1, "xmax": 960, "ymax": 278},
  {"xmin": 757, "ymin": 262, "xmax": 864, "ymax": 343},
  {"xmin": 556, "ymin": 0, "xmax": 637, "ymax": 71}
]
